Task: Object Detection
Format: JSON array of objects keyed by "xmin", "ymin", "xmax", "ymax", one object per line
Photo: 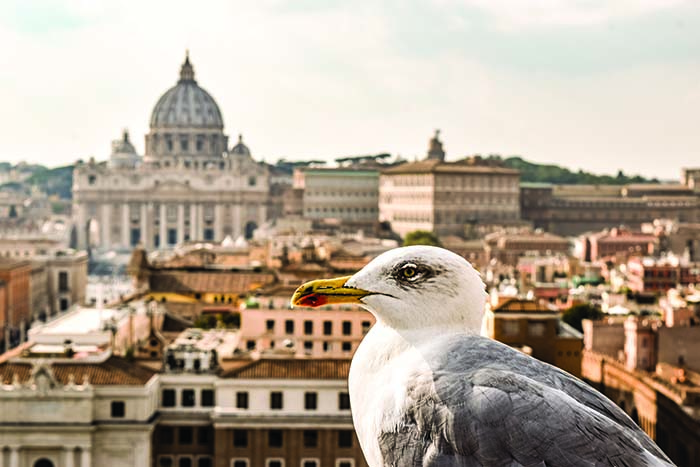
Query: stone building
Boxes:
[
  {"xmin": 73, "ymin": 53, "xmax": 269, "ymax": 251},
  {"xmin": 294, "ymin": 167, "xmax": 380, "ymax": 227},
  {"xmin": 0, "ymin": 348, "xmax": 158, "ymax": 467},
  {"xmin": 521, "ymin": 175, "xmax": 700, "ymax": 236},
  {"xmin": 379, "ymin": 132, "xmax": 520, "ymax": 238}
]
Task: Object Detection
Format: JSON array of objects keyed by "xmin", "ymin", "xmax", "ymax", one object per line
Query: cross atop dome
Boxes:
[{"xmin": 179, "ymin": 50, "xmax": 195, "ymax": 83}]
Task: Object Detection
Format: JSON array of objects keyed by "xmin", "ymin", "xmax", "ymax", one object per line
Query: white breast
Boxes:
[{"xmin": 348, "ymin": 323, "xmax": 435, "ymax": 467}]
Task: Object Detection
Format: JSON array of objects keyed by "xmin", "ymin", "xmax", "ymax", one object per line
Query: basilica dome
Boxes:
[{"xmin": 149, "ymin": 54, "xmax": 224, "ymax": 129}]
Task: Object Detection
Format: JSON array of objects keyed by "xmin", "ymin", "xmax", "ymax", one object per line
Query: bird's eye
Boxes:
[{"xmin": 401, "ymin": 264, "xmax": 418, "ymax": 279}]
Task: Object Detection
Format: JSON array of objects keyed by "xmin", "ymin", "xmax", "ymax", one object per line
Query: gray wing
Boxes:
[{"xmin": 378, "ymin": 336, "xmax": 674, "ymax": 467}]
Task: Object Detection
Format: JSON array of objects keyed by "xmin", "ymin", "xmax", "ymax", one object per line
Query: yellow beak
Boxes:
[{"xmin": 291, "ymin": 276, "xmax": 372, "ymax": 308}]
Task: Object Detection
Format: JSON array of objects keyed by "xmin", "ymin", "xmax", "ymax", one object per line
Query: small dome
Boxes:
[
  {"xmin": 112, "ymin": 129, "xmax": 136, "ymax": 155},
  {"xmin": 109, "ymin": 129, "xmax": 140, "ymax": 169},
  {"xmin": 150, "ymin": 53, "xmax": 224, "ymax": 129},
  {"xmin": 231, "ymin": 134, "xmax": 251, "ymax": 156}
]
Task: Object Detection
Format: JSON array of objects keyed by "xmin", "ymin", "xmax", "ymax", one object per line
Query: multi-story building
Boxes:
[
  {"xmin": 0, "ymin": 259, "xmax": 32, "ymax": 352},
  {"xmin": 294, "ymin": 168, "xmax": 380, "ymax": 227},
  {"xmin": 626, "ymin": 256, "xmax": 700, "ymax": 293},
  {"xmin": 72, "ymin": 53, "xmax": 269, "ymax": 251},
  {"xmin": 577, "ymin": 227, "xmax": 658, "ymax": 262},
  {"xmin": 483, "ymin": 296, "xmax": 583, "ymax": 377},
  {"xmin": 521, "ymin": 175, "xmax": 700, "ymax": 236},
  {"xmin": 484, "ymin": 229, "xmax": 570, "ymax": 266},
  {"xmin": 379, "ymin": 132, "xmax": 520, "ymax": 238},
  {"xmin": 0, "ymin": 344, "xmax": 158, "ymax": 467},
  {"xmin": 582, "ymin": 316, "xmax": 700, "ymax": 466}
]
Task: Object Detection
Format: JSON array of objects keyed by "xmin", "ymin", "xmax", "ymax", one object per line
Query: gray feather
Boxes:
[{"xmin": 377, "ymin": 335, "xmax": 674, "ymax": 467}]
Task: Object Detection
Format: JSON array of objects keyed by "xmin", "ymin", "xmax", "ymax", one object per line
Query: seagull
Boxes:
[{"xmin": 292, "ymin": 245, "xmax": 674, "ymax": 467}]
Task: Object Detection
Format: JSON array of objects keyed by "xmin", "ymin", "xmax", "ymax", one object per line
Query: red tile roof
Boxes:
[
  {"xmin": 148, "ymin": 271, "xmax": 276, "ymax": 294},
  {"xmin": 222, "ymin": 358, "xmax": 351, "ymax": 380},
  {"xmin": 0, "ymin": 356, "xmax": 156, "ymax": 386}
]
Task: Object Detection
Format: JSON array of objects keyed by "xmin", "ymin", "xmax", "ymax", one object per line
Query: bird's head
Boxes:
[{"xmin": 291, "ymin": 245, "xmax": 487, "ymax": 332}]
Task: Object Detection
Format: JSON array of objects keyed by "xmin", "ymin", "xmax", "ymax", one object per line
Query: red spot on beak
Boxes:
[{"xmin": 297, "ymin": 293, "xmax": 329, "ymax": 308}]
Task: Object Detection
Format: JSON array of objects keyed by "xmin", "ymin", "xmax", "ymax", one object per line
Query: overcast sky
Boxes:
[{"xmin": 1, "ymin": 0, "xmax": 699, "ymax": 179}]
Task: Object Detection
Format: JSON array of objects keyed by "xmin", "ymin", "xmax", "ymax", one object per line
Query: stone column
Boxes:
[
  {"xmin": 140, "ymin": 204, "xmax": 148, "ymax": 248},
  {"xmin": 121, "ymin": 203, "xmax": 129, "ymax": 248},
  {"xmin": 8, "ymin": 447, "xmax": 18, "ymax": 467},
  {"xmin": 189, "ymin": 204, "xmax": 197, "ymax": 241},
  {"xmin": 159, "ymin": 204, "xmax": 167, "ymax": 247},
  {"xmin": 101, "ymin": 203, "xmax": 111, "ymax": 249},
  {"xmin": 64, "ymin": 447, "xmax": 75, "ymax": 467},
  {"xmin": 258, "ymin": 203, "xmax": 267, "ymax": 227},
  {"xmin": 214, "ymin": 204, "xmax": 223, "ymax": 241},
  {"xmin": 197, "ymin": 204, "xmax": 205, "ymax": 240},
  {"xmin": 75, "ymin": 203, "xmax": 88, "ymax": 250},
  {"xmin": 177, "ymin": 204, "xmax": 185, "ymax": 245},
  {"xmin": 233, "ymin": 204, "xmax": 242, "ymax": 239},
  {"xmin": 80, "ymin": 447, "xmax": 92, "ymax": 467}
]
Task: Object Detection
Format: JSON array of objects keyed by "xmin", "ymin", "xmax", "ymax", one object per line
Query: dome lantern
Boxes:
[{"xmin": 179, "ymin": 50, "xmax": 195, "ymax": 83}]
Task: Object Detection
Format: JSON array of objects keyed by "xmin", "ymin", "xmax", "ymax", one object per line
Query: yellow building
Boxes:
[{"xmin": 484, "ymin": 296, "xmax": 583, "ymax": 378}]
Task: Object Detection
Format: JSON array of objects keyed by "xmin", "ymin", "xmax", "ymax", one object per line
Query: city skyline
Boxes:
[{"xmin": 2, "ymin": 1, "xmax": 700, "ymax": 179}]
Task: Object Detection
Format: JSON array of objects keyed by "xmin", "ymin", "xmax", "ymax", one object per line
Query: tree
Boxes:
[
  {"xmin": 562, "ymin": 304, "xmax": 604, "ymax": 333},
  {"xmin": 404, "ymin": 230, "xmax": 441, "ymax": 247}
]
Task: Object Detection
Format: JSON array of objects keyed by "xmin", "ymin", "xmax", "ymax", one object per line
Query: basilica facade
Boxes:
[{"xmin": 72, "ymin": 54, "xmax": 269, "ymax": 251}]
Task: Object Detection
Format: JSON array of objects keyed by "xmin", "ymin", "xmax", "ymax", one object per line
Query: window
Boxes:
[
  {"xmin": 162, "ymin": 389, "xmax": 176, "ymax": 407},
  {"xmin": 305, "ymin": 392, "xmax": 317, "ymax": 410},
  {"xmin": 302, "ymin": 461, "xmax": 319, "ymax": 467},
  {"xmin": 246, "ymin": 340, "xmax": 256, "ymax": 350},
  {"xmin": 179, "ymin": 458, "xmax": 192, "ymax": 467},
  {"xmin": 232, "ymin": 461, "xmax": 249, "ymax": 467},
  {"xmin": 361, "ymin": 321, "xmax": 371, "ymax": 334},
  {"xmin": 159, "ymin": 427, "xmax": 174, "ymax": 444},
  {"xmin": 197, "ymin": 458, "xmax": 212, "ymax": 467},
  {"xmin": 270, "ymin": 392, "xmax": 283, "ymax": 410},
  {"xmin": 197, "ymin": 427, "xmax": 212, "ymax": 445},
  {"xmin": 182, "ymin": 389, "xmax": 196, "ymax": 407},
  {"xmin": 502, "ymin": 320, "xmax": 519, "ymax": 336},
  {"xmin": 204, "ymin": 228, "xmax": 214, "ymax": 241},
  {"xmin": 236, "ymin": 391, "xmax": 249, "ymax": 409},
  {"xmin": 159, "ymin": 456, "xmax": 174, "ymax": 467},
  {"xmin": 323, "ymin": 321, "xmax": 332, "ymax": 335},
  {"xmin": 303, "ymin": 430, "xmax": 318, "ymax": 448},
  {"xmin": 285, "ymin": 320, "xmax": 294, "ymax": 334},
  {"xmin": 179, "ymin": 427, "xmax": 193, "ymax": 444},
  {"xmin": 528, "ymin": 322, "xmax": 546, "ymax": 338},
  {"xmin": 341, "ymin": 342, "xmax": 352, "ymax": 352},
  {"xmin": 248, "ymin": 176, "xmax": 257, "ymax": 186},
  {"xmin": 233, "ymin": 429, "xmax": 248, "ymax": 447},
  {"xmin": 88, "ymin": 174, "xmax": 97, "ymax": 185},
  {"xmin": 266, "ymin": 461, "xmax": 283, "ymax": 467},
  {"xmin": 201, "ymin": 389, "xmax": 215, "ymax": 407},
  {"xmin": 58, "ymin": 271, "xmax": 69, "ymax": 292},
  {"xmin": 168, "ymin": 228, "xmax": 177, "ymax": 245},
  {"xmin": 304, "ymin": 320, "xmax": 313, "ymax": 335},
  {"xmin": 339, "ymin": 392, "xmax": 351, "ymax": 410},
  {"xmin": 59, "ymin": 298, "xmax": 69, "ymax": 311},
  {"xmin": 342, "ymin": 321, "xmax": 352, "ymax": 335},
  {"xmin": 336, "ymin": 460, "xmax": 354, "ymax": 467},
  {"xmin": 110, "ymin": 401, "xmax": 125, "ymax": 418},
  {"xmin": 323, "ymin": 341, "xmax": 331, "ymax": 352},
  {"xmin": 266, "ymin": 320, "xmax": 275, "ymax": 332},
  {"xmin": 268, "ymin": 429, "xmax": 283, "ymax": 448},
  {"xmin": 338, "ymin": 430, "xmax": 353, "ymax": 448}
]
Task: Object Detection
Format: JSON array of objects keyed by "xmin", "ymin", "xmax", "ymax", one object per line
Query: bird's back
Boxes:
[{"xmin": 364, "ymin": 333, "xmax": 674, "ymax": 467}]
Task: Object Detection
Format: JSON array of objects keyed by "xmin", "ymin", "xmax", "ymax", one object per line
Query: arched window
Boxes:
[{"xmin": 34, "ymin": 459, "xmax": 55, "ymax": 467}]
